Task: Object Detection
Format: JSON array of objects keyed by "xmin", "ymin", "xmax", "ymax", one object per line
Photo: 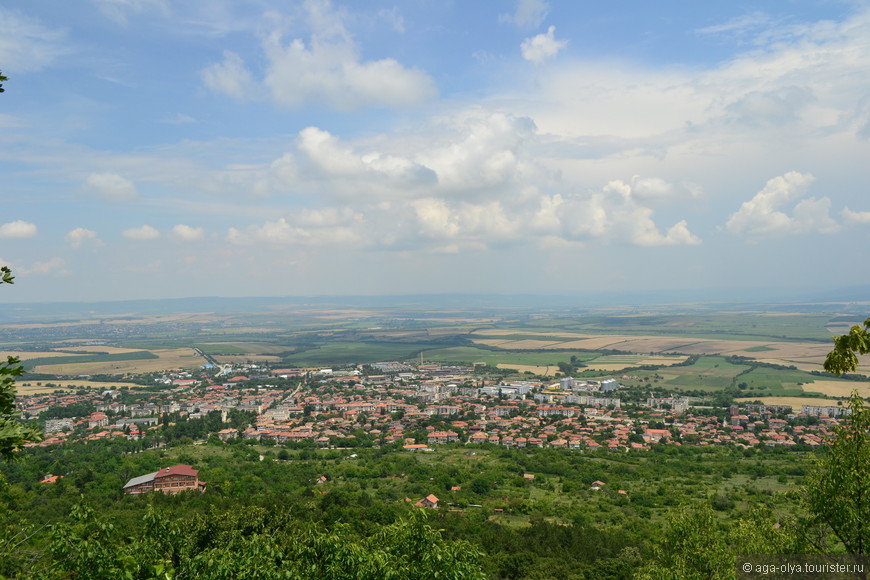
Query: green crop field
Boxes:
[
  {"xmin": 420, "ymin": 346, "xmax": 599, "ymax": 366},
  {"xmin": 280, "ymin": 341, "xmax": 447, "ymax": 365},
  {"xmin": 736, "ymin": 366, "xmax": 818, "ymax": 396},
  {"xmin": 508, "ymin": 313, "xmax": 834, "ymax": 342}
]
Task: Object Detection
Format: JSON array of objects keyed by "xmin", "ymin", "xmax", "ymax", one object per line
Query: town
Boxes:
[{"xmin": 19, "ymin": 358, "xmax": 846, "ymax": 454}]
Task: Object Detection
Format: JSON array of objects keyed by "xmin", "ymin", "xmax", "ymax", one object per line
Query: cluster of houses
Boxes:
[{"xmin": 15, "ymin": 362, "xmax": 850, "ymax": 454}]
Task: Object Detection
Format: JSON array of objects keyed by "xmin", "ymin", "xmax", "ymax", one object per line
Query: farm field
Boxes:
[
  {"xmin": 801, "ymin": 379, "xmax": 870, "ymax": 398},
  {"xmin": 734, "ymin": 396, "xmax": 846, "ymax": 411},
  {"xmin": 655, "ymin": 356, "xmax": 751, "ymax": 391},
  {"xmin": 194, "ymin": 342, "xmax": 287, "ymax": 355},
  {"xmin": 0, "ymin": 351, "xmax": 75, "ymax": 360},
  {"xmin": 2, "ymin": 305, "xmax": 869, "ymax": 387},
  {"xmin": 15, "ymin": 379, "xmax": 151, "ymax": 395},
  {"xmin": 470, "ymin": 330, "xmax": 834, "ymax": 369},
  {"xmin": 418, "ymin": 346, "xmax": 599, "ymax": 367},
  {"xmin": 28, "ymin": 348, "xmax": 202, "ymax": 374},
  {"xmin": 583, "ymin": 354, "xmax": 689, "ymax": 371},
  {"xmin": 279, "ymin": 341, "xmax": 446, "ymax": 365},
  {"xmin": 514, "ymin": 312, "xmax": 840, "ymax": 341},
  {"xmin": 213, "ymin": 354, "xmax": 283, "ymax": 364},
  {"xmin": 496, "ymin": 364, "xmax": 560, "ymax": 376},
  {"xmin": 53, "ymin": 345, "xmax": 146, "ymax": 354}
]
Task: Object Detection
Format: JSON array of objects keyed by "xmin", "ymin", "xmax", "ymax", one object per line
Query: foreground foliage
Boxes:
[
  {"xmin": 0, "ymin": 436, "xmax": 820, "ymax": 579},
  {"xmin": 47, "ymin": 503, "xmax": 485, "ymax": 580},
  {"xmin": 803, "ymin": 392, "xmax": 870, "ymax": 554},
  {"xmin": 1, "ymin": 268, "xmax": 42, "ymax": 461},
  {"xmin": 824, "ymin": 317, "xmax": 870, "ymax": 376}
]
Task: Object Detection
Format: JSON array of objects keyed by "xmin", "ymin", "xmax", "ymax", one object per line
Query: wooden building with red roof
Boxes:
[{"xmin": 123, "ymin": 464, "xmax": 205, "ymax": 495}]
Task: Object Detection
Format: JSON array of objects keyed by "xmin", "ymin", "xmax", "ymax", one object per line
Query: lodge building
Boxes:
[{"xmin": 123, "ymin": 464, "xmax": 205, "ymax": 495}]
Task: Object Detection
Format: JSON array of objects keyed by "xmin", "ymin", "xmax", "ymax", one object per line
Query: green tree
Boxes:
[
  {"xmin": 48, "ymin": 503, "xmax": 486, "ymax": 580},
  {"xmin": 0, "ymin": 70, "xmax": 6, "ymax": 93},
  {"xmin": 802, "ymin": 391, "xmax": 870, "ymax": 554},
  {"xmin": 635, "ymin": 504, "xmax": 806, "ymax": 580},
  {"xmin": 824, "ymin": 317, "xmax": 870, "ymax": 376},
  {"xmin": 0, "ymin": 267, "xmax": 43, "ymax": 461}
]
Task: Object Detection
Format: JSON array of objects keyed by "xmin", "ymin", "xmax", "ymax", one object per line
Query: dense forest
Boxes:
[{"xmin": 1, "ymin": 393, "xmax": 868, "ymax": 579}]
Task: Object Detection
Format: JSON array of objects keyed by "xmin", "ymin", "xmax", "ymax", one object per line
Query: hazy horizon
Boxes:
[
  {"xmin": 3, "ymin": 285, "xmax": 870, "ymax": 325},
  {"xmin": 2, "ymin": 1, "xmax": 870, "ymax": 303}
]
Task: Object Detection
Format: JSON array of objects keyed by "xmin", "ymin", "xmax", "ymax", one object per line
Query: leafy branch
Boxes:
[{"xmin": 824, "ymin": 317, "xmax": 870, "ymax": 376}]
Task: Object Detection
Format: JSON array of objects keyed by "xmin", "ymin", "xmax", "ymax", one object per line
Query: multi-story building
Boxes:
[{"xmin": 123, "ymin": 464, "xmax": 204, "ymax": 495}]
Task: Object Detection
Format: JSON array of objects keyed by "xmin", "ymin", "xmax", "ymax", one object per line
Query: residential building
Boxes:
[{"xmin": 123, "ymin": 464, "xmax": 205, "ymax": 495}]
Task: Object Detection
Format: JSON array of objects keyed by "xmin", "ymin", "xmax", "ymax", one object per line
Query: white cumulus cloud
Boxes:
[
  {"xmin": 170, "ymin": 224, "xmax": 204, "ymax": 241},
  {"xmin": 261, "ymin": 33, "xmax": 434, "ymax": 110},
  {"xmin": 22, "ymin": 257, "xmax": 66, "ymax": 276},
  {"xmin": 203, "ymin": 0, "xmax": 435, "ymax": 110},
  {"xmin": 418, "ymin": 110, "xmax": 537, "ymax": 193},
  {"xmin": 521, "ymin": 26, "xmax": 567, "ymax": 64},
  {"xmin": 65, "ymin": 227, "xmax": 103, "ymax": 249},
  {"xmin": 725, "ymin": 172, "xmax": 839, "ymax": 238},
  {"xmin": 0, "ymin": 220, "xmax": 37, "ymax": 239},
  {"xmin": 842, "ymin": 207, "xmax": 870, "ymax": 225},
  {"xmin": 227, "ymin": 208, "xmax": 364, "ymax": 246},
  {"xmin": 123, "ymin": 225, "xmax": 161, "ymax": 240},
  {"xmin": 530, "ymin": 181, "xmax": 701, "ymax": 247},
  {"xmin": 297, "ymin": 126, "xmax": 436, "ymax": 191},
  {"xmin": 201, "ymin": 51, "xmax": 256, "ymax": 101},
  {"xmin": 83, "ymin": 173, "xmax": 139, "ymax": 201}
]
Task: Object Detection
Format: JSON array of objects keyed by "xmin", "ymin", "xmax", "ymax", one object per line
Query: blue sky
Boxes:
[{"xmin": 2, "ymin": 0, "xmax": 870, "ymax": 303}]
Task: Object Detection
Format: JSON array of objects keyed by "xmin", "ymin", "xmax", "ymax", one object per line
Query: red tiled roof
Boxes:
[{"xmin": 154, "ymin": 464, "xmax": 198, "ymax": 479}]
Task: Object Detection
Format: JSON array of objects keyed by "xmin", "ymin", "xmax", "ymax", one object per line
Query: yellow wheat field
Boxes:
[
  {"xmin": 31, "ymin": 348, "xmax": 202, "ymax": 375},
  {"xmin": 802, "ymin": 380, "xmax": 870, "ymax": 398},
  {"xmin": 496, "ymin": 364, "xmax": 558, "ymax": 376},
  {"xmin": 52, "ymin": 346, "xmax": 145, "ymax": 354},
  {"xmin": 735, "ymin": 396, "xmax": 846, "ymax": 411},
  {"xmin": 0, "ymin": 351, "xmax": 76, "ymax": 360},
  {"xmin": 16, "ymin": 379, "xmax": 152, "ymax": 395}
]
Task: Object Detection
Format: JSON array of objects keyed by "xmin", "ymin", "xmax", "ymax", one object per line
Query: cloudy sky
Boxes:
[{"xmin": 2, "ymin": 0, "xmax": 870, "ymax": 303}]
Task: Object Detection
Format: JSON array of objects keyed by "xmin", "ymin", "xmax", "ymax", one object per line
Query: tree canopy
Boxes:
[
  {"xmin": 803, "ymin": 391, "xmax": 870, "ymax": 554},
  {"xmin": 0, "ymin": 268, "xmax": 42, "ymax": 460},
  {"xmin": 823, "ymin": 317, "xmax": 870, "ymax": 376},
  {"xmin": 47, "ymin": 503, "xmax": 487, "ymax": 580}
]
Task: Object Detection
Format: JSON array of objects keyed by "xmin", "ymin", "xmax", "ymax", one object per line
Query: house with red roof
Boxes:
[
  {"xmin": 123, "ymin": 464, "xmax": 205, "ymax": 495},
  {"xmin": 414, "ymin": 494, "xmax": 439, "ymax": 509}
]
